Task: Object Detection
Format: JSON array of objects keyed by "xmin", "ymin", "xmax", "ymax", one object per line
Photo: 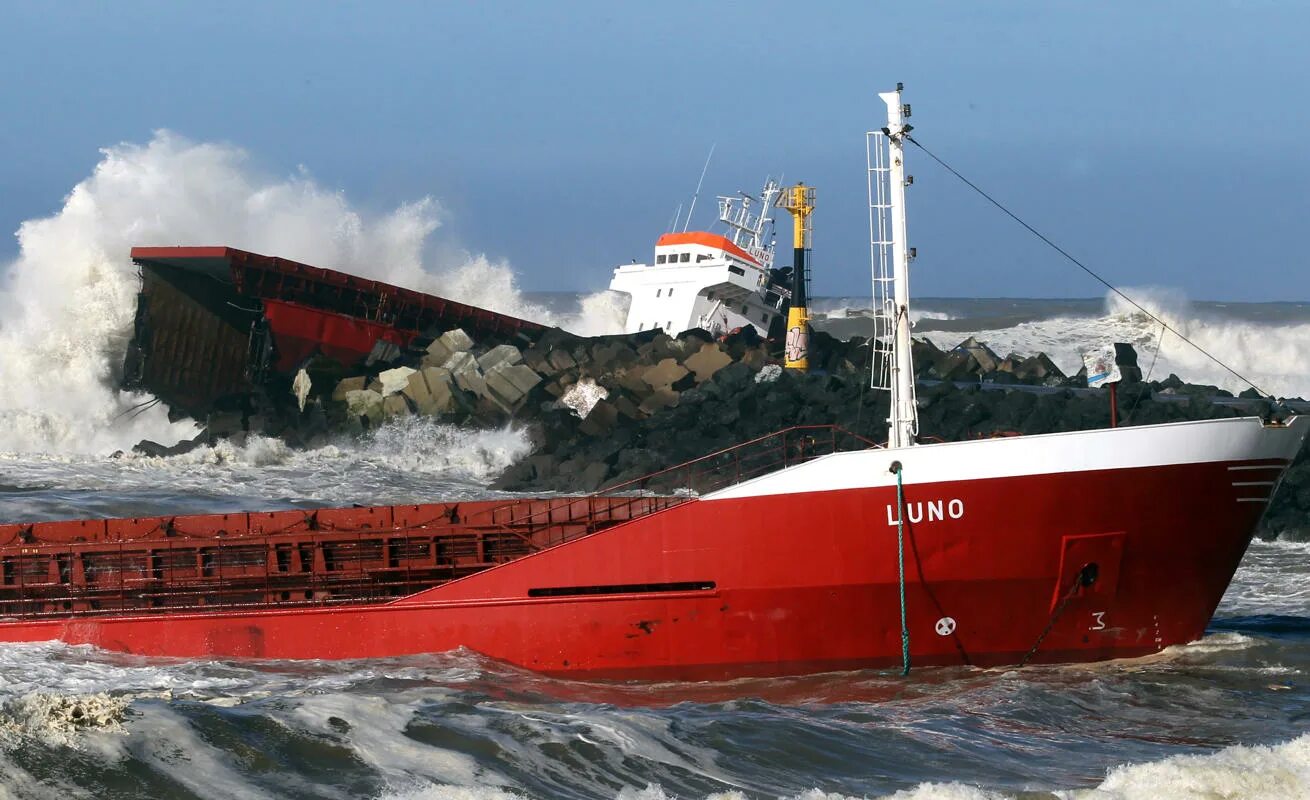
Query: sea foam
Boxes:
[
  {"xmin": 377, "ymin": 732, "xmax": 1310, "ymax": 799},
  {"xmin": 918, "ymin": 287, "xmax": 1310, "ymax": 399}
]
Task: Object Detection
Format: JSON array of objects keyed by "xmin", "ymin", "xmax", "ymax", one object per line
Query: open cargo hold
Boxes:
[
  {"xmin": 0, "ymin": 427, "xmax": 858, "ymax": 621},
  {"xmin": 121, "ymin": 246, "xmax": 546, "ymax": 417}
]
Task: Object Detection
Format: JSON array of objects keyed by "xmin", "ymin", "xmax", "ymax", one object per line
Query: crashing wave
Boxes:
[{"xmin": 0, "ymin": 132, "xmax": 623, "ymax": 458}]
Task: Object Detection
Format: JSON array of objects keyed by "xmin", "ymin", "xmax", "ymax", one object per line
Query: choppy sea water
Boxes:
[{"xmin": 0, "ymin": 427, "xmax": 1307, "ymax": 800}]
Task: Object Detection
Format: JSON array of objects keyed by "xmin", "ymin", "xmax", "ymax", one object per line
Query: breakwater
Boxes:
[{"xmin": 131, "ymin": 325, "xmax": 1309, "ymax": 539}]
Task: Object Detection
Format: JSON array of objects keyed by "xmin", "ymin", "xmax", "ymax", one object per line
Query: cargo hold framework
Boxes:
[{"xmin": 122, "ymin": 246, "xmax": 547, "ymax": 418}]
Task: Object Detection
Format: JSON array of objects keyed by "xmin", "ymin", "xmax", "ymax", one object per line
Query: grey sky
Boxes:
[{"xmin": 3, "ymin": 1, "xmax": 1308, "ymax": 300}]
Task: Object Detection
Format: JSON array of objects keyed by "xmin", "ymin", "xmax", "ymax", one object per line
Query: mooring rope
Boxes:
[{"xmin": 892, "ymin": 461, "xmax": 911, "ymax": 676}]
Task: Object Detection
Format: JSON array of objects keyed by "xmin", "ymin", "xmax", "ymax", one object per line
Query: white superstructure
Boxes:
[{"xmin": 609, "ymin": 180, "xmax": 792, "ymax": 337}]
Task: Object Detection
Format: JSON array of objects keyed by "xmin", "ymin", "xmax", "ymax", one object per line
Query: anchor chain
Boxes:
[{"xmin": 1019, "ymin": 562, "xmax": 1099, "ymax": 667}]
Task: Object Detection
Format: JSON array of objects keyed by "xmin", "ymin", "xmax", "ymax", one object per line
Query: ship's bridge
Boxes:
[
  {"xmin": 609, "ymin": 230, "xmax": 785, "ymax": 337},
  {"xmin": 653, "ymin": 231, "xmax": 763, "ymax": 269}
]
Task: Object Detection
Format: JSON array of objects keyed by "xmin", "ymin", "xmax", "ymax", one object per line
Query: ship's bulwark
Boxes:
[{"xmin": 0, "ymin": 416, "xmax": 1302, "ymax": 679}]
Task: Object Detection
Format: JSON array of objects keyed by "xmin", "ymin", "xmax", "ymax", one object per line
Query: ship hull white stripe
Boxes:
[{"xmin": 705, "ymin": 415, "xmax": 1307, "ymax": 501}]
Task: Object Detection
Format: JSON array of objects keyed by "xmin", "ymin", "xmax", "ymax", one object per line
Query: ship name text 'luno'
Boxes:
[{"xmin": 886, "ymin": 499, "xmax": 965, "ymax": 526}]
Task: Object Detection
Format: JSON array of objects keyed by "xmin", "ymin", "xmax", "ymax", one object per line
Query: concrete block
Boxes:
[
  {"xmin": 521, "ymin": 346, "xmax": 552, "ymax": 375},
  {"xmin": 612, "ymin": 393, "xmax": 645, "ymax": 420},
  {"xmin": 382, "ymin": 394, "xmax": 411, "ymax": 418},
  {"xmin": 331, "ymin": 376, "xmax": 367, "ymax": 402},
  {"xmin": 483, "ymin": 373, "xmax": 517, "ymax": 411},
  {"xmin": 682, "ymin": 343, "xmax": 733, "ymax": 383},
  {"xmin": 446, "ymin": 352, "xmax": 487, "ymax": 397},
  {"xmin": 560, "ymin": 377, "xmax": 608, "ymax": 418},
  {"xmin": 378, "ymin": 366, "xmax": 416, "ymax": 397},
  {"xmin": 420, "ymin": 367, "xmax": 457, "ymax": 415},
  {"xmin": 741, "ymin": 347, "xmax": 768, "ymax": 371},
  {"xmin": 292, "ymin": 368, "xmax": 312, "ymax": 412},
  {"xmin": 438, "ymin": 328, "xmax": 475, "ymax": 353},
  {"xmin": 401, "ymin": 369, "xmax": 438, "ymax": 415},
  {"xmin": 578, "ymin": 400, "xmax": 619, "ymax": 436},
  {"xmin": 932, "ymin": 351, "xmax": 973, "ymax": 381},
  {"xmin": 589, "ymin": 342, "xmax": 618, "ymax": 370},
  {"xmin": 592, "ymin": 341, "xmax": 637, "ymax": 370},
  {"xmin": 578, "ymin": 461, "xmax": 610, "ymax": 491},
  {"xmin": 548, "ymin": 349, "xmax": 577, "ymax": 373},
  {"xmin": 462, "ymin": 371, "xmax": 488, "ymax": 399},
  {"xmin": 638, "ymin": 388, "xmax": 680, "ymax": 415},
  {"xmin": 641, "ymin": 357, "xmax": 689, "ymax": 391},
  {"xmin": 477, "ymin": 344, "xmax": 523, "ymax": 372},
  {"xmin": 485, "ymin": 362, "xmax": 540, "ymax": 411},
  {"xmin": 501, "ymin": 363, "xmax": 542, "ymax": 394},
  {"xmin": 1014, "ymin": 353, "xmax": 1065, "ymax": 384},
  {"xmin": 344, "ymin": 389, "xmax": 384, "ymax": 427},
  {"xmin": 955, "ymin": 336, "xmax": 1002, "ymax": 374},
  {"xmin": 443, "ymin": 351, "xmax": 476, "ymax": 373},
  {"xmin": 616, "ymin": 366, "xmax": 651, "ymax": 395},
  {"xmin": 422, "ymin": 338, "xmax": 454, "ymax": 369}
]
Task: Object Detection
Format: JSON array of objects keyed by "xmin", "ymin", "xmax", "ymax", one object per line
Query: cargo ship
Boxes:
[{"xmin": 0, "ymin": 86, "xmax": 1302, "ymax": 679}]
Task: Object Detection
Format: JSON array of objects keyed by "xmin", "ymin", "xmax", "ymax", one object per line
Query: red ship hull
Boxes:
[{"xmin": 0, "ymin": 417, "xmax": 1303, "ymax": 680}]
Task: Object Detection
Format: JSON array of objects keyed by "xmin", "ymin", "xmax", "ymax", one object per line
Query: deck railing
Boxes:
[
  {"xmin": 599, "ymin": 424, "xmax": 879, "ymax": 497},
  {"xmin": 0, "ymin": 426, "xmax": 877, "ymax": 620},
  {"xmin": 457, "ymin": 425, "xmax": 880, "ymax": 548}
]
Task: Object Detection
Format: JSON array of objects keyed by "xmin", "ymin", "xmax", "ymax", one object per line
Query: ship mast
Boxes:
[
  {"xmin": 869, "ymin": 84, "xmax": 919, "ymax": 449},
  {"xmin": 718, "ymin": 180, "xmax": 781, "ymax": 269}
]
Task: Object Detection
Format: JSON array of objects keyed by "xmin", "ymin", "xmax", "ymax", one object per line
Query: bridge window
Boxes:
[
  {"xmin": 728, "ymin": 265, "xmax": 745, "ymax": 276},
  {"xmin": 680, "ymin": 253, "xmax": 691, "ymax": 263},
  {"xmin": 668, "ymin": 288, "xmax": 674, "ymax": 297},
  {"xmin": 656, "ymin": 254, "xmax": 666, "ymax": 264},
  {"xmin": 656, "ymin": 289, "xmax": 662, "ymax": 298},
  {"xmin": 696, "ymin": 254, "xmax": 712, "ymax": 262}
]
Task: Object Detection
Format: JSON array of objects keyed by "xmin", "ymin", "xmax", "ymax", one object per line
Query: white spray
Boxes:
[{"xmin": 919, "ymin": 287, "xmax": 1310, "ymax": 399}]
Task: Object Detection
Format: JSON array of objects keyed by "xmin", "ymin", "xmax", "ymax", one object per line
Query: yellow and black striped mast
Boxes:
[{"xmin": 778, "ymin": 183, "xmax": 816, "ymax": 370}]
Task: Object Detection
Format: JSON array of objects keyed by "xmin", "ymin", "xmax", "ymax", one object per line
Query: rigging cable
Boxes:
[
  {"xmin": 902, "ymin": 134, "xmax": 1276, "ymax": 401},
  {"xmin": 1123, "ymin": 320, "xmax": 1168, "ymax": 425}
]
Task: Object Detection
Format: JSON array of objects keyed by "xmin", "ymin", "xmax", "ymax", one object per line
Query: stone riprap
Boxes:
[{"xmin": 130, "ymin": 325, "xmax": 1308, "ymax": 540}]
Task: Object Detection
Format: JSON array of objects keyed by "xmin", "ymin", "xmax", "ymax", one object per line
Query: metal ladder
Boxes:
[{"xmin": 867, "ymin": 130, "xmax": 896, "ymax": 395}]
